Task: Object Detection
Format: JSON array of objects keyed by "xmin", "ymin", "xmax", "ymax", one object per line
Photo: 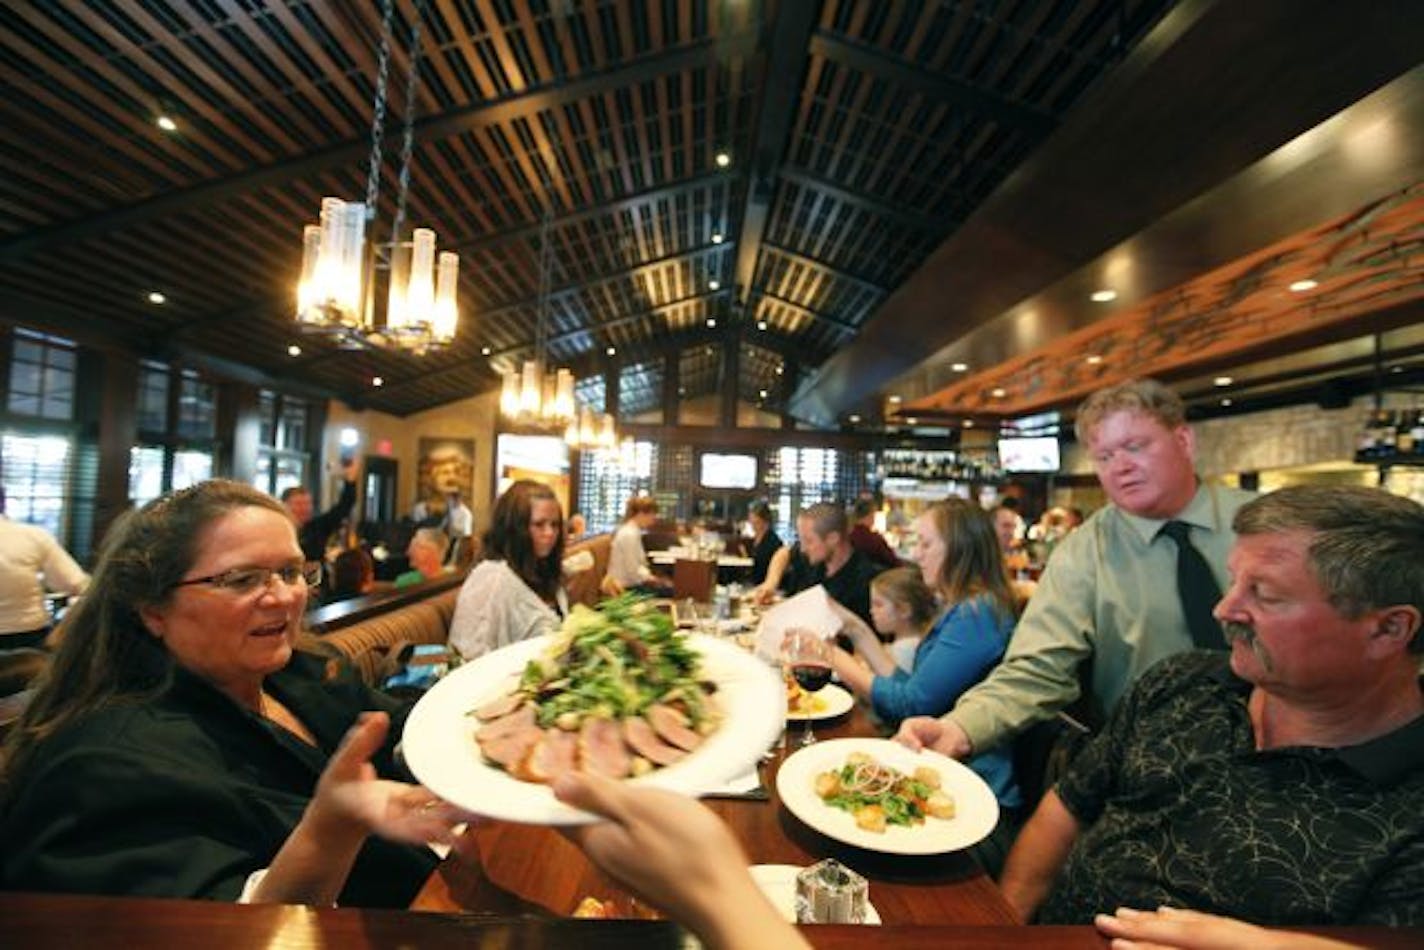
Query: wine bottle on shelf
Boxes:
[
  {"xmin": 1411, "ymin": 409, "xmax": 1424, "ymax": 458},
  {"xmin": 1357, "ymin": 412, "xmax": 1379, "ymax": 459},
  {"xmin": 1399, "ymin": 409, "xmax": 1418, "ymax": 456},
  {"xmin": 1379, "ymin": 410, "xmax": 1399, "ymax": 460}
]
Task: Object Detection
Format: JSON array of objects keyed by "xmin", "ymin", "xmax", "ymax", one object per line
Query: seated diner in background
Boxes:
[
  {"xmin": 898, "ymin": 378, "xmax": 1255, "ymax": 763},
  {"xmin": 282, "ymin": 457, "xmax": 359, "ymax": 565},
  {"xmin": 788, "ymin": 501, "xmax": 885, "ymax": 628},
  {"xmin": 0, "ymin": 480, "xmax": 471, "ymax": 907},
  {"xmin": 994, "ymin": 485, "xmax": 1424, "ymax": 927},
  {"xmin": 0, "ymin": 485, "xmax": 89, "ymax": 650},
  {"xmin": 606, "ymin": 496, "xmax": 673, "ymax": 594},
  {"xmin": 847, "ymin": 496, "xmax": 901, "ymax": 569},
  {"xmin": 744, "ymin": 500, "xmax": 783, "ymax": 586},
  {"xmin": 447, "ymin": 479, "xmax": 569, "ymax": 661},
  {"xmin": 394, "ymin": 527, "xmax": 450, "ymax": 588},
  {"xmin": 323, "ymin": 547, "xmax": 379, "ymax": 604}
]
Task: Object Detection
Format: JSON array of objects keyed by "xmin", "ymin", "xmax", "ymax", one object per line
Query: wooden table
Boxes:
[
  {"xmin": 412, "ymin": 702, "xmax": 1018, "ymax": 925},
  {"xmin": 4, "ymin": 894, "xmax": 1420, "ymax": 949}
]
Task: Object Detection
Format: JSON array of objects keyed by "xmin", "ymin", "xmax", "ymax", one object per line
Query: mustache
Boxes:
[{"xmin": 1221, "ymin": 620, "xmax": 1274, "ymax": 672}]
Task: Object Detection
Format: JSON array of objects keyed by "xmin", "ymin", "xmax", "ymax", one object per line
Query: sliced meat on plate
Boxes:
[
  {"xmin": 623, "ymin": 715, "xmax": 686, "ymax": 766},
  {"xmin": 646, "ymin": 702, "xmax": 703, "ymax": 752}
]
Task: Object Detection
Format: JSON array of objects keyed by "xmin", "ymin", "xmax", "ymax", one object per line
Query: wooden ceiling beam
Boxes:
[
  {"xmin": 807, "ymin": 31, "xmax": 1057, "ymax": 137},
  {"xmin": 729, "ymin": 1, "xmax": 819, "ymax": 313},
  {"xmin": 777, "ymin": 165, "xmax": 948, "ymax": 235},
  {"xmin": 0, "ymin": 30, "xmax": 760, "ymax": 266}
]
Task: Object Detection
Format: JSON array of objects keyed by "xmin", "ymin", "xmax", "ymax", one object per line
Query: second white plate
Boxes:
[
  {"xmin": 786, "ymin": 682, "xmax": 855, "ymax": 721},
  {"xmin": 775, "ymin": 737, "xmax": 999, "ymax": 855}
]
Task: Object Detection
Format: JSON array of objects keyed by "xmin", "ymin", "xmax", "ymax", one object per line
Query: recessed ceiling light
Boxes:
[
  {"xmin": 1220, "ymin": 398, "xmax": 1233, "ymax": 407},
  {"xmin": 1213, "ymin": 376, "xmax": 1234, "ymax": 387},
  {"xmin": 147, "ymin": 291, "xmax": 166, "ymax": 304},
  {"xmin": 1086, "ymin": 354, "xmax": 1103, "ymax": 365},
  {"xmin": 1389, "ymin": 365, "xmax": 1403, "ymax": 373},
  {"xmin": 286, "ymin": 344, "xmax": 302, "ymax": 357},
  {"xmin": 714, "ymin": 151, "xmax": 731, "ymax": 168},
  {"xmin": 606, "ymin": 346, "xmax": 617, "ymax": 356},
  {"xmin": 963, "ymin": 419, "xmax": 975, "ymax": 428},
  {"xmin": 757, "ymin": 320, "xmax": 768, "ymax": 330},
  {"xmin": 759, "ymin": 389, "xmax": 768, "ymax": 398},
  {"xmin": 706, "ymin": 317, "xmax": 717, "ymax": 327},
  {"xmin": 711, "ymin": 232, "xmax": 724, "ymax": 244},
  {"xmin": 156, "ymin": 115, "xmax": 178, "ymax": 132},
  {"xmin": 1288, "ymin": 279, "xmax": 1318, "ymax": 293},
  {"xmin": 480, "ymin": 346, "xmax": 491, "ymax": 356},
  {"xmin": 848, "ymin": 414, "xmax": 861, "ymax": 424},
  {"xmin": 372, "ymin": 376, "xmax": 384, "ymax": 387},
  {"xmin": 708, "ymin": 279, "xmax": 720, "ymax": 291},
  {"xmin": 905, "ymin": 416, "xmax": 919, "ymax": 425},
  {"xmin": 888, "ymin": 394, "xmax": 902, "ymax": 403},
  {"xmin": 774, "ymin": 365, "xmax": 783, "ymax": 375},
  {"xmin": 951, "ymin": 362, "xmax": 969, "ymax": 372},
  {"xmin": 1090, "ymin": 289, "xmax": 1117, "ymax": 303},
  {"xmin": 678, "ymin": 386, "xmax": 686, "ymax": 395},
  {"xmin": 991, "ymin": 388, "xmax": 1006, "ymax": 398}
]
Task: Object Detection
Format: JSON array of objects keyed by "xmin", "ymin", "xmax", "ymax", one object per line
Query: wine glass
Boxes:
[{"xmin": 783, "ymin": 628, "xmax": 833, "ymax": 747}]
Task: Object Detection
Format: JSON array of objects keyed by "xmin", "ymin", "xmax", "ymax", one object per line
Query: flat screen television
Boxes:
[
  {"xmin": 698, "ymin": 452, "xmax": 759, "ymax": 490},
  {"xmin": 998, "ymin": 436, "xmax": 1060, "ymax": 473}
]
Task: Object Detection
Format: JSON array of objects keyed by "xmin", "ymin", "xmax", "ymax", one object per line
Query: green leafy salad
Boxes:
[
  {"xmin": 814, "ymin": 752, "xmax": 956, "ymax": 834},
  {"xmin": 516, "ymin": 594, "xmax": 718, "ymax": 730}
]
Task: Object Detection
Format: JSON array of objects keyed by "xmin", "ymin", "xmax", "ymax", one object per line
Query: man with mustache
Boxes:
[
  {"xmin": 995, "ymin": 485, "xmax": 1424, "ymax": 932},
  {"xmin": 899, "ymin": 379, "xmax": 1255, "ymax": 767}
]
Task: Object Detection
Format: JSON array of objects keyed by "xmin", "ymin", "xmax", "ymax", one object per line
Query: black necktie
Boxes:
[{"xmin": 1159, "ymin": 520, "xmax": 1226, "ymax": 650}]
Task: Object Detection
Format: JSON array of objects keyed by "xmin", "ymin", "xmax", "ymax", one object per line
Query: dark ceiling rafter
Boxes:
[
  {"xmin": 777, "ymin": 164, "xmax": 948, "ymax": 236},
  {"xmin": 806, "ymin": 30, "xmax": 1058, "ymax": 137},
  {"xmin": 760, "ymin": 243, "xmax": 887, "ymax": 298},
  {"xmin": 753, "ymin": 290, "xmax": 860, "ymax": 335},
  {"xmin": 0, "ymin": 29, "xmax": 762, "ymax": 266},
  {"xmin": 728, "ymin": 0, "xmax": 819, "ymax": 317}
]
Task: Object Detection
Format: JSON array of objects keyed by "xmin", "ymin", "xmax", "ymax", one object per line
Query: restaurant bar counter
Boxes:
[{"xmin": 2, "ymin": 894, "xmax": 1418, "ymax": 949}]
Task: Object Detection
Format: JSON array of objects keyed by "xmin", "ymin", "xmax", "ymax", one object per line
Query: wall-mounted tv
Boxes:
[
  {"xmin": 698, "ymin": 452, "xmax": 759, "ymax": 490},
  {"xmin": 998, "ymin": 436, "xmax": 1060, "ymax": 473}
]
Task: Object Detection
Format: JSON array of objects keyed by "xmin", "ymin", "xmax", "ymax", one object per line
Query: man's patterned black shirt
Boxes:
[{"xmin": 1038, "ymin": 651, "xmax": 1424, "ymax": 926}]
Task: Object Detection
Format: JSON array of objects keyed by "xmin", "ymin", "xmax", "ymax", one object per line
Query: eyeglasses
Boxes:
[{"xmin": 171, "ymin": 562, "xmax": 322, "ymax": 595}]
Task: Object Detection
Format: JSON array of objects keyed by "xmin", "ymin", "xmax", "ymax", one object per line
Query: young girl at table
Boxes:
[{"xmin": 827, "ymin": 497, "xmax": 1022, "ymax": 871}]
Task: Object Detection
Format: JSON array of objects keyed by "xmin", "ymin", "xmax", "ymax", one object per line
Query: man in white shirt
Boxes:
[
  {"xmin": 441, "ymin": 490, "xmax": 475, "ymax": 566},
  {"xmin": 0, "ymin": 489, "xmax": 89, "ymax": 648},
  {"xmin": 607, "ymin": 496, "xmax": 672, "ymax": 593}
]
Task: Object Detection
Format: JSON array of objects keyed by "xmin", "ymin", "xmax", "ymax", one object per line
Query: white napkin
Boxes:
[{"xmin": 754, "ymin": 585, "xmax": 842, "ymax": 661}]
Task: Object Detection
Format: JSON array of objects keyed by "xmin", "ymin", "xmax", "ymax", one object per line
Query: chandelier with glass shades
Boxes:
[
  {"xmin": 499, "ymin": 212, "xmax": 617, "ymax": 450},
  {"xmin": 294, "ymin": 0, "xmax": 458, "ymax": 354}
]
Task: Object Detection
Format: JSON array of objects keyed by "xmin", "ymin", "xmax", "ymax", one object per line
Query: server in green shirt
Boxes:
[{"xmin": 899, "ymin": 378, "xmax": 1254, "ymax": 761}]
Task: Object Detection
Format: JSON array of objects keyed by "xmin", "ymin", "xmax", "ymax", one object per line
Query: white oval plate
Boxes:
[
  {"xmin": 775, "ymin": 737, "xmax": 999, "ymax": 855},
  {"xmin": 748, "ymin": 864, "xmax": 881, "ymax": 925},
  {"xmin": 786, "ymin": 682, "xmax": 855, "ymax": 722},
  {"xmin": 402, "ymin": 633, "xmax": 784, "ymax": 825}
]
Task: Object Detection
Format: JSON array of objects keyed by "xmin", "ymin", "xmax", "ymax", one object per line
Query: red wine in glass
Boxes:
[{"xmin": 791, "ymin": 663, "xmax": 833, "ymax": 693}]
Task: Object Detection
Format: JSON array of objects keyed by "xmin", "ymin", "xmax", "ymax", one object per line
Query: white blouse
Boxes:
[{"xmin": 448, "ymin": 560, "xmax": 568, "ymax": 661}]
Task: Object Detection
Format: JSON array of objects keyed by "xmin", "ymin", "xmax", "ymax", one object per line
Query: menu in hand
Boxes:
[{"xmin": 755, "ymin": 585, "xmax": 842, "ymax": 660}]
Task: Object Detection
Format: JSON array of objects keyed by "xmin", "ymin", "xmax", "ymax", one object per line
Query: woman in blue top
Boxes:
[{"xmin": 828, "ymin": 497, "xmax": 1022, "ymax": 873}]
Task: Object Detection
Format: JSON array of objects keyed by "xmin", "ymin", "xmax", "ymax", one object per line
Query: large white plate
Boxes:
[
  {"xmin": 786, "ymin": 682, "xmax": 855, "ymax": 722},
  {"xmin": 775, "ymin": 738, "xmax": 999, "ymax": 855},
  {"xmin": 402, "ymin": 633, "xmax": 784, "ymax": 825},
  {"xmin": 748, "ymin": 864, "xmax": 881, "ymax": 925}
]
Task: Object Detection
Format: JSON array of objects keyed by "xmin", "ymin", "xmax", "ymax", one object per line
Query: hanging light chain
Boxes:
[
  {"xmin": 389, "ymin": 0, "xmax": 426, "ymax": 246},
  {"xmin": 535, "ymin": 208, "xmax": 554, "ymax": 369},
  {"xmin": 363, "ymin": 0, "xmax": 397, "ymax": 217}
]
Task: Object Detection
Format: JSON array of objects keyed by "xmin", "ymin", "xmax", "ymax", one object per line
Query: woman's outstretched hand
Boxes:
[
  {"xmin": 310, "ymin": 711, "xmax": 473, "ymax": 846},
  {"xmin": 553, "ymin": 772, "xmax": 808, "ymax": 950}
]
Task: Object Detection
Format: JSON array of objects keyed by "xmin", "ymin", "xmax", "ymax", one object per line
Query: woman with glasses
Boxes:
[{"xmin": 0, "ymin": 480, "xmax": 469, "ymax": 906}]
